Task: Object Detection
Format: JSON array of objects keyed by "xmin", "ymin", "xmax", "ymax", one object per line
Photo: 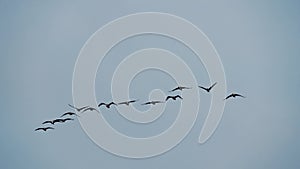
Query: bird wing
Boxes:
[
  {"xmin": 35, "ymin": 128, "xmax": 42, "ymax": 131},
  {"xmin": 68, "ymin": 104, "xmax": 89, "ymax": 111},
  {"xmin": 169, "ymin": 87, "xmax": 179, "ymax": 92},
  {"xmin": 108, "ymin": 102, "xmax": 116, "ymax": 106},
  {"xmin": 42, "ymin": 120, "xmax": 53, "ymax": 125},
  {"xmin": 98, "ymin": 102, "xmax": 106, "ymax": 107},
  {"xmin": 235, "ymin": 94, "xmax": 246, "ymax": 98},
  {"xmin": 176, "ymin": 95, "xmax": 183, "ymax": 99},
  {"xmin": 60, "ymin": 113, "xmax": 67, "ymax": 117},
  {"xmin": 78, "ymin": 106, "xmax": 89, "ymax": 111},
  {"xmin": 225, "ymin": 94, "xmax": 232, "ymax": 100},
  {"xmin": 210, "ymin": 82, "xmax": 217, "ymax": 89},
  {"xmin": 198, "ymin": 86, "xmax": 208, "ymax": 91},
  {"xmin": 90, "ymin": 108, "xmax": 100, "ymax": 113},
  {"xmin": 81, "ymin": 108, "xmax": 89, "ymax": 113},
  {"xmin": 53, "ymin": 119, "xmax": 63, "ymax": 123},
  {"xmin": 63, "ymin": 118, "xmax": 74, "ymax": 122},
  {"xmin": 165, "ymin": 96, "xmax": 171, "ymax": 101},
  {"xmin": 129, "ymin": 100, "xmax": 138, "ymax": 103}
]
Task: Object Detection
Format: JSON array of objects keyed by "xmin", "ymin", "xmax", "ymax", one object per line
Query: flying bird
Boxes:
[
  {"xmin": 165, "ymin": 95, "xmax": 183, "ymax": 101},
  {"xmin": 169, "ymin": 86, "xmax": 191, "ymax": 92},
  {"xmin": 98, "ymin": 102, "xmax": 117, "ymax": 108},
  {"xmin": 56, "ymin": 118, "xmax": 74, "ymax": 123},
  {"xmin": 141, "ymin": 101, "xmax": 165, "ymax": 105},
  {"xmin": 42, "ymin": 119, "xmax": 65, "ymax": 125},
  {"xmin": 68, "ymin": 104, "xmax": 90, "ymax": 112},
  {"xmin": 42, "ymin": 120, "xmax": 55, "ymax": 125},
  {"xmin": 224, "ymin": 93, "xmax": 246, "ymax": 100},
  {"xmin": 60, "ymin": 111, "xmax": 79, "ymax": 117},
  {"xmin": 118, "ymin": 100, "xmax": 139, "ymax": 106},
  {"xmin": 35, "ymin": 127, "xmax": 54, "ymax": 132},
  {"xmin": 198, "ymin": 82, "xmax": 217, "ymax": 92},
  {"xmin": 81, "ymin": 107, "xmax": 100, "ymax": 113}
]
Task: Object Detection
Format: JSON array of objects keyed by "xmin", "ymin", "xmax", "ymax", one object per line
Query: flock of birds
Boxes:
[{"xmin": 35, "ymin": 82, "xmax": 245, "ymax": 132}]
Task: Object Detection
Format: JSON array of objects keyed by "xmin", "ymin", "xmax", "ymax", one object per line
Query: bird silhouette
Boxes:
[
  {"xmin": 42, "ymin": 119, "xmax": 65, "ymax": 125},
  {"xmin": 118, "ymin": 100, "xmax": 139, "ymax": 106},
  {"xmin": 60, "ymin": 111, "xmax": 79, "ymax": 117},
  {"xmin": 224, "ymin": 93, "xmax": 246, "ymax": 100},
  {"xmin": 165, "ymin": 95, "xmax": 183, "ymax": 101},
  {"xmin": 56, "ymin": 118, "xmax": 74, "ymax": 123},
  {"xmin": 81, "ymin": 107, "xmax": 100, "ymax": 113},
  {"xmin": 169, "ymin": 86, "xmax": 191, "ymax": 92},
  {"xmin": 35, "ymin": 127, "xmax": 54, "ymax": 132},
  {"xmin": 42, "ymin": 120, "xmax": 55, "ymax": 125},
  {"xmin": 141, "ymin": 101, "xmax": 165, "ymax": 105},
  {"xmin": 198, "ymin": 82, "xmax": 217, "ymax": 92},
  {"xmin": 68, "ymin": 104, "xmax": 89, "ymax": 112},
  {"xmin": 98, "ymin": 102, "xmax": 117, "ymax": 108}
]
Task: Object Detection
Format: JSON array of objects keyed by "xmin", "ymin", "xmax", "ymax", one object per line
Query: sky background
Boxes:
[{"xmin": 1, "ymin": 0, "xmax": 300, "ymax": 169}]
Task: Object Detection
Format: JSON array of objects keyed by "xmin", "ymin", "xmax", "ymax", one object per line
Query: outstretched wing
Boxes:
[
  {"xmin": 182, "ymin": 86, "xmax": 191, "ymax": 89},
  {"xmin": 118, "ymin": 101, "xmax": 127, "ymax": 105},
  {"xmin": 165, "ymin": 96, "xmax": 172, "ymax": 101},
  {"xmin": 198, "ymin": 85, "xmax": 207, "ymax": 90},
  {"xmin": 235, "ymin": 93, "xmax": 246, "ymax": 98},
  {"xmin": 169, "ymin": 87, "xmax": 179, "ymax": 92},
  {"xmin": 176, "ymin": 95, "xmax": 183, "ymax": 100},
  {"xmin": 98, "ymin": 102, "xmax": 106, "ymax": 107},
  {"xmin": 62, "ymin": 118, "xmax": 74, "ymax": 122},
  {"xmin": 154, "ymin": 101, "xmax": 164, "ymax": 104},
  {"xmin": 225, "ymin": 94, "xmax": 233, "ymax": 100},
  {"xmin": 45, "ymin": 127, "xmax": 54, "ymax": 131},
  {"xmin": 35, "ymin": 128, "xmax": 43, "ymax": 131},
  {"xmin": 209, "ymin": 82, "xmax": 217, "ymax": 89},
  {"xmin": 129, "ymin": 100, "xmax": 138, "ymax": 103},
  {"xmin": 141, "ymin": 102, "xmax": 150, "ymax": 105},
  {"xmin": 68, "ymin": 104, "xmax": 89, "ymax": 111},
  {"xmin": 42, "ymin": 120, "xmax": 53, "ymax": 125}
]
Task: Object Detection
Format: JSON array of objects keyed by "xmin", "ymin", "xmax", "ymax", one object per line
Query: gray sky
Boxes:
[{"xmin": 0, "ymin": 1, "xmax": 299, "ymax": 169}]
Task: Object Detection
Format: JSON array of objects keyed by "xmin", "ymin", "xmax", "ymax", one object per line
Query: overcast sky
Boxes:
[{"xmin": 0, "ymin": 1, "xmax": 299, "ymax": 169}]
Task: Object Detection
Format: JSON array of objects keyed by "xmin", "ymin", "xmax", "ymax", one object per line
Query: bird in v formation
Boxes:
[
  {"xmin": 165, "ymin": 95, "xmax": 183, "ymax": 101},
  {"xmin": 35, "ymin": 127, "xmax": 54, "ymax": 132},
  {"xmin": 141, "ymin": 101, "xmax": 165, "ymax": 105},
  {"xmin": 198, "ymin": 82, "xmax": 217, "ymax": 93},
  {"xmin": 36, "ymin": 82, "xmax": 245, "ymax": 132},
  {"xmin": 169, "ymin": 86, "xmax": 192, "ymax": 92},
  {"xmin": 60, "ymin": 111, "xmax": 79, "ymax": 117},
  {"xmin": 117, "ymin": 99, "xmax": 139, "ymax": 106},
  {"xmin": 98, "ymin": 102, "xmax": 117, "ymax": 108},
  {"xmin": 224, "ymin": 93, "xmax": 246, "ymax": 100}
]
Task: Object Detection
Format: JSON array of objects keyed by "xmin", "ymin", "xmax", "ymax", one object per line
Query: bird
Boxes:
[
  {"xmin": 118, "ymin": 100, "xmax": 139, "ymax": 106},
  {"xmin": 56, "ymin": 118, "xmax": 74, "ymax": 123},
  {"xmin": 169, "ymin": 86, "xmax": 191, "ymax": 92},
  {"xmin": 35, "ymin": 127, "xmax": 54, "ymax": 132},
  {"xmin": 81, "ymin": 107, "xmax": 100, "ymax": 113},
  {"xmin": 224, "ymin": 93, "xmax": 246, "ymax": 100},
  {"xmin": 42, "ymin": 119, "xmax": 65, "ymax": 125},
  {"xmin": 98, "ymin": 102, "xmax": 117, "ymax": 108},
  {"xmin": 198, "ymin": 82, "xmax": 217, "ymax": 92},
  {"xmin": 141, "ymin": 101, "xmax": 165, "ymax": 105},
  {"xmin": 68, "ymin": 104, "xmax": 90, "ymax": 112},
  {"xmin": 42, "ymin": 120, "xmax": 55, "ymax": 125},
  {"xmin": 60, "ymin": 111, "xmax": 79, "ymax": 117},
  {"xmin": 166, "ymin": 95, "xmax": 183, "ymax": 101}
]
